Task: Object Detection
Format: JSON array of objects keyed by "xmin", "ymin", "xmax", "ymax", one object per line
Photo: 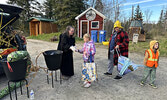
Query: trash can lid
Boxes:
[
  {"xmin": 91, "ymin": 30, "xmax": 98, "ymax": 32},
  {"xmin": 43, "ymin": 50, "xmax": 63, "ymax": 55}
]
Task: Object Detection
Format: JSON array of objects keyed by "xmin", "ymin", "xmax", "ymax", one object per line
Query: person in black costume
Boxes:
[{"xmin": 57, "ymin": 26, "xmax": 75, "ymax": 79}]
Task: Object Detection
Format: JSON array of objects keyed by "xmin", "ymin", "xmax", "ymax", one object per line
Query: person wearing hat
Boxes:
[
  {"xmin": 140, "ymin": 40, "xmax": 159, "ymax": 89},
  {"xmin": 104, "ymin": 20, "xmax": 129, "ymax": 79}
]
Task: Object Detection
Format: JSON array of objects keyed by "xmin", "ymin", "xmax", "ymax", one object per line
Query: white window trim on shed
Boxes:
[{"xmin": 91, "ymin": 21, "xmax": 99, "ymax": 29}]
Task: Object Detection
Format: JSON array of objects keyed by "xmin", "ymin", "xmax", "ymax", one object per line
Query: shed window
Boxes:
[{"xmin": 91, "ymin": 21, "xmax": 99, "ymax": 29}]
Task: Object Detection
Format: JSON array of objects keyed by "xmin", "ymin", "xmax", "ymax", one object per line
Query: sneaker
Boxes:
[
  {"xmin": 104, "ymin": 72, "xmax": 112, "ymax": 75},
  {"xmin": 84, "ymin": 83, "xmax": 91, "ymax": 88},
  {"xmin": 140, "ymin": 81, "xmax": 145, "ymax": 86},
  {"xmin": 149, "ymin": 84, "xmax": 157, "ymax": 89},
  {"xmin": 114, "ymin": 75, "xmax": 122, "ymax": 79},
  {"xmin": 83, "ymin": 81, "xmax": 88, "ymax": 86}
]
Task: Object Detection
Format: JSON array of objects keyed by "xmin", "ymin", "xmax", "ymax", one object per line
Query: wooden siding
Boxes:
[
  {"xmin": 78, "ymin": 13, "xmax": 104, "ymax": 38},
  {"xmin": 29, "ymin": 20, "xmax": 58, "ymax": 36}
]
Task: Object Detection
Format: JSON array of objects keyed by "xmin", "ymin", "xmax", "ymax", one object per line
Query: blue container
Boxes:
[
  {"xmin": 91, "ymin": 30, "xmax": 98, "ymax": 42},
  {"xmin": 99, "ymin": 30, "xmax": 106, "ymax": 43}
]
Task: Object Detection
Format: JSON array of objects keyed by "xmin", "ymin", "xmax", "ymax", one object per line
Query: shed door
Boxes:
[
  {"xmin": 82, "ymin": 21, "xmax": 88, "ymax": 38},
  {"xmin": 31, "ymin": 22, "xmax": 40, "ymax": 36},
  {"xmin": 35, "ymin": 22, "xmax": 40, "ymax": 36},
  {"xmin": 31, "ymin": 22, "xmax": 36, "ymax": 36}
]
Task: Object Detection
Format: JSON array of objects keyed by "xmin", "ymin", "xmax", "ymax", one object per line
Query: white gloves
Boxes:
[{"xmin": 70, "ymin": 46, "xmax": 77, "ymax": 52}]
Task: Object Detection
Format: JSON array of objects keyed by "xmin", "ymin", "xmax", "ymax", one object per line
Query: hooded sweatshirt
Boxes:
[
  {"xmin": 78, "ymin": 40, "xmax": 96, "ymax": 62},
  {"xmin": 144, "ymin": 40, "xmax": 159, "ymax": 67}
]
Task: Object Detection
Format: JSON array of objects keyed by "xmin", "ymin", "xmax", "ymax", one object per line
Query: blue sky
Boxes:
[
  {"xmin": 0, "ymin": 0, "xmax": 167, "ymax": 22},
  {"xmin": 120, "ymin": 0, "xmax": 167, "ymax": 23}
]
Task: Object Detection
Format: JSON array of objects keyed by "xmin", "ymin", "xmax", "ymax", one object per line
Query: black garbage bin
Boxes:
[
  {"xmin": 43, "ymin": 50, "xmax": 63, "ymax": 70},
  {"xmin": 0, "ymin": 58, "xmax": 27, "ymax": 82},
  {"xmin": 43, "ymin": 50, "xmax": 63, "ymax": 88},
  {"xmin": 0, "ymin": 58, "xmax": 29, "ymax": 100}
]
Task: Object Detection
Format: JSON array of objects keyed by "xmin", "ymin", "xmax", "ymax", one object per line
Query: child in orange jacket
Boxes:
[{"xmin": 140, "ymin": 40, "xmax": 159, "ymax": 89}]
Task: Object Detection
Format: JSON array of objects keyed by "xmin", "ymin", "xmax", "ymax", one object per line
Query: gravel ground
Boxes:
[{"xmin": 1, "ymin": 39, "xmax": 167, "ymax": 100}]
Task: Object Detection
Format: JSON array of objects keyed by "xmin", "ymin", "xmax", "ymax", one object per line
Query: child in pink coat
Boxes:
[{"xmin": 78, "ymin": 33, "xmax": 96, "ymax": 88}]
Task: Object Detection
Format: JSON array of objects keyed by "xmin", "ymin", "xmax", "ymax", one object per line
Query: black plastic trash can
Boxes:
[
  {"xmin": 0, "ymin": 58, "xmax": 29, "ymax": 100},
  {"xmin": 43, "ymin": 50, "xmax": 63, "ymax": 88},
  {"xmin": 0, "ymin": 58, "xmax": 27, "ymax": 82},
  {"xmin": 43, "ymin": 50, "xmax": 63, "ymax": 70}
]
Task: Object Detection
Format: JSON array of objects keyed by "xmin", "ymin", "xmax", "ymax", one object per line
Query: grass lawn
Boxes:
[
  {"xmin": 27, "ymin": 32, "xmax": 83, "ymax": 43},
  {"xmin": 129, "ymin": 39, "xmax": 167, "ymax": 57},
  {"xmin": 27, "ymin": 32, "xmax": 61, "ymax": 42}
]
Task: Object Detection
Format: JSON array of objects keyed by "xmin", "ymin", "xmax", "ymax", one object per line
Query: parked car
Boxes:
[{"xmin": 0, "ymin": 4, "xmax": 26, "ymax": 75}]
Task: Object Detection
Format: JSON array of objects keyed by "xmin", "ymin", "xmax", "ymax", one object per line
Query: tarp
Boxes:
[
  {"xmin": 0, "ymin": 4, "xmax": 23, "ymax": 32},
  {"xmin": 117, "ymin": 56, "xmax": 144, "ymax": 76},
  {"xmin": 116, "ymin": 49, "xmax": 144, "ymax": 76}
]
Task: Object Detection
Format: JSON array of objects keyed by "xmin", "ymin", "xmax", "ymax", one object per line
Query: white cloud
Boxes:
[
  {"xmin": 121, "ymin": 3, "xmax": 167, "ymax": 11},
  {"xmin": 122, "ymin": 0, "xmax": 155, "ymax": 6},
  {"xmin": 121, "ymin": 8, "xmax": 132, "ymax": 11},
  {"xmin": 142, "ymin": 3, "xmax": 167, "ymax": 9}
]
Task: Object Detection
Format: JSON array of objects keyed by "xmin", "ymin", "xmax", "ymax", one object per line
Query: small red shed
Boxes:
[{"xmin": 75, "ymin": 7, "xmax": 106, "ymax": 38}]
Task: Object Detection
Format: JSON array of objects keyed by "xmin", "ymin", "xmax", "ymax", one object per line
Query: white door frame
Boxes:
[
  {"xmin": 80, "ymin": 20, "xmax": 89, "ymax": 38},
  {"xmin": 77, "ymin": 20, "xmax": 79, "ymax": 37}
]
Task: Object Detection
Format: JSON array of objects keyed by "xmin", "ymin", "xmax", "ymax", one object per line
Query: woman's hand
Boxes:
[
  {"xmin": 70, "ymin": 46, "xmax": 75, "ymax": 52},
  {"xmin": 115, "ymin": 45, "xmax": 119, "ymax": 49}
]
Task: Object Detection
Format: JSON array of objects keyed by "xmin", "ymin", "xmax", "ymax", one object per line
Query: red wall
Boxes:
[{"xmin": 78, "ymin": 14, "xmax": 104, "ymax": 38}]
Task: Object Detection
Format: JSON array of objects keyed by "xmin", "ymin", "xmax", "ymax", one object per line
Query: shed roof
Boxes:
[
  {"xmin": 27, "ymin": 17, "xmax": 55, "ymax": 22},
  {"xmin": 130, "ymin": 20, "xmax": 143, "ymax": 28},
  {"xmin": 75, "ymin": 7, "xmax": 106, "ymax": 20}
]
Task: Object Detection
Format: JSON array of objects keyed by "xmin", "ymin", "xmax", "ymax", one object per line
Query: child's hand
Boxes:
[
  {"xmin": 75, "ymin": 49, "xmax": 79, "ymax": 52},
  {"xmin": 84, "ymin": 51, "xmax": 87, "ymax": 55}
]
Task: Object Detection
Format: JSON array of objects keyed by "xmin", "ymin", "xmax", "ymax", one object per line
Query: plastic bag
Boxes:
[{"xmin": 117, "ymin": 55, "xmax": 144, "ymax": 76}]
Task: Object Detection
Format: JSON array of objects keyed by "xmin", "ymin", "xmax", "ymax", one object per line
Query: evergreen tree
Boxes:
[
  {"xmin": 43, "ymin": 0, "xmax": 55, "ymax": 19},
  {"xmin": 158, "ymin": 10, "xmax": 164, "ymax": 24},
  {"xmin": 53, "ymin": 0, "xmax": 86, "ymax": 31},
  {"xmin": 7, "ymin": 0, "xmax": 42, "ymax": 20},
  {"xmin": 163, "ymin": 10, "xmax": 167, "ymax": 30},
  {"xmin": 7, "ymin": 0, "xmax": 43, "ymax": 34},
  {"xmin": 134, "ymin": 5, "xmax": 143, "ymax": 20}
]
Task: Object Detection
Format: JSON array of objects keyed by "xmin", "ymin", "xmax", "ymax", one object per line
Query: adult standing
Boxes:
[
  {"xmin": 57, "ymin": 26, "xmax": 75, "ymax": 79},
  {"xmin": 104, "ymin": 20, "xmax": 129, "ymax": 79}
]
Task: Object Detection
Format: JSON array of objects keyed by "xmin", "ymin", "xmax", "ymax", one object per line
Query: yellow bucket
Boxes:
[{"xmin": 102, "ymin": 41, "xmax": 109, "ymax": 46}]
